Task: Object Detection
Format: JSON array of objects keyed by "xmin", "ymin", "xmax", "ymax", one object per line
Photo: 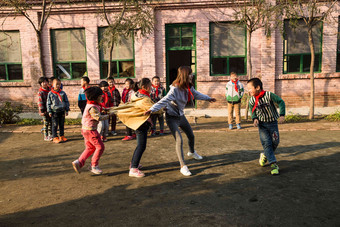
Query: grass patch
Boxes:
[
  {"xmin": 325, "ymin": 110, "xmax": 340, "ymax": 122},
  {"xmin": 65, "ymin": 118, "xmax": 82, "ymax": 125},
  {"xmin": 284, "ymin": 113, "xmax": 304, "ymax": 123},
  {"xmin": 16, "ymin": 118, "xmax": 42, "ymax": 125}
]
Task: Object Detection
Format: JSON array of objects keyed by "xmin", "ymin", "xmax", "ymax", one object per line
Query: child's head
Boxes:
[
  {"xmin": 124, "ymin": 78, "xmax": 134, "ymax": 90},
  {"xmin": 81, "ymin": 76, "xmax": 90, "ymax": 87},
  {"xmin": 247, "ymin": 78, "xmax": 263, "ymax": 97},
  {"xmin": 107, "ymin": 77, "xmax": 115, "ymax": 87},
  {"xmin": 85, "ymin": 86, "xmax": 103, "ymax": 103},
  {"xmin": 152, "ymin": 76, "xmax": 160, "ymax": 86},
  {"xmin": 172, "ymin": 66, "xmax": 193, "ymax": 89},
  {"xmin": 38, "ymin": 77, "xmax": 48, "ymax": 89},
  {"xmin": 230, "ymin": 72, "xmax": 238, "ymax": 81},
  {"xmin": 99, "ymin": 81, "xmax": 109, "ymax": 93},
  {"xmin": 52, "ymin": 78, "xmax": 61, "ymax": 91},
  {"xmin": 48, "ymin": 76, "xmax": 55, "ymax": 86},
  {"xmin": 135, "ymin": 78, "xmax": 152, "ymax": 93}
]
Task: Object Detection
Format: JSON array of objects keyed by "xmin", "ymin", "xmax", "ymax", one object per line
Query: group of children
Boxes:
[{"xmin": 38, "ymin": 67, "xmax": 285, "ymax": 177}]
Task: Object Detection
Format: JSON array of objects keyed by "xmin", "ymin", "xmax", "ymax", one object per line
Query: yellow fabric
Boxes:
[{"xmin": 109, "ymin": 95, "xmax": 163, "ymax": 130}]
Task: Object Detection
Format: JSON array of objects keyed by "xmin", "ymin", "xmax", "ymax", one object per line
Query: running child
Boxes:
[
  {"xmin": 37, "ymin": 77, "xmax": 52, "ymax": 141},
  {"xmin": 247, "ymin": 78, "xmax": 285, "ymax": 175},
  {"xmin": 107, "ymin": 77, "xmax": 121, "ymax": 135},
  {"xmin": 145, "ymin": 66, "xmax": 216, "ymax": 176},
  {"xmin": 121, "ymin": 78, "xmax": 135, "ymax": 141},
  {"xmin": 72, "ymin": 86, "xmax": 115, "ymax": 175},
  {"xmin": 150, "ymin": 76, "xmax": 166, "ymax": 136}
]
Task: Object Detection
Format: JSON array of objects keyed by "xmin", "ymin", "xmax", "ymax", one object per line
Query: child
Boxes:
[
  {"xmin": 98, "ymin": 81, "xmax": 113, "ymax": 142},
  {"xmin": 107, "ymin": 77, "xmax": 121, "ymax": 135},
  {"xmin": 145, "ymin": 66, "xmax": 216, "ymax": 176},
  {"xmin": 37, "ymin": 77, "xmax": 52, "ymax": 141},
  {"xmin": 72, "ymin": 86, "xmax": 115, "ymax": 175},
  {"xmin": 150, "ymin": 76, "xmax": 166, "ymax": 136},
  {"xmin": 110, "ymin": 78, "xmax": 163, "ymax": 177},
  {"xmin": 78, "ymin": 76, "xmax": 90, "ymax": 114},
  {"xmin": 47, "ymin": 78, "xmax": 70, "ymax": 144},
  {"xmin": 121, "ymin": 78, "xmax": 135, "ymax": 141},
  {"xmin": 247, "ymin": 78, "xmax": 285, "ymax": 175},
  {"xmin": 225, "ymin": 72, "xmax": 244, "ymax": 130}
]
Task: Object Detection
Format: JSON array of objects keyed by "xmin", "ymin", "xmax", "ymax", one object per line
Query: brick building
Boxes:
[{"xmin": 0, "ymin": 0, "xmax": 339, "ymax": 117}]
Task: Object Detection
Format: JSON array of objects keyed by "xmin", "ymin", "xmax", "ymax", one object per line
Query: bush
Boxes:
[
  {"xmin": 325, "ymin": 111, "xmax": 340, "ymax": 122},
  {"xmin": 285, "ymin": 113, "xmax": 303, "ymax": 123},
  {"xmin": 0, "ymin": 102, "xmax": 23, "ymax": 124},
  {"xmin": 65, "ymin": 118, "xmax": 82, "ymax": 125},
  {"xmin": 16, "ymin": 118, "xmax": 42, "ymax": 125}
]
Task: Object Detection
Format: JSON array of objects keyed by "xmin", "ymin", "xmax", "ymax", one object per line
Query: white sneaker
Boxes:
[
  {"xmin": 180, "ymin": 165, "xmax": 192, "ymax": 176},
  {"xmin": 72, "ymin": 160, "xmax": 81, "ymax": 174},
  {"xmin": 90, "ymin": 166, "xmax": 103, "ymax": 175},
  {"xmin": 187, "ymin": 151, "xmax": 203, "ymax": 160}
]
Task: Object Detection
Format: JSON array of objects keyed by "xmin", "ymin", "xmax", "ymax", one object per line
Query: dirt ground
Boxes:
[{"xmin": 0, "ymin": 118, "xmax": 339, "ymax": 226}]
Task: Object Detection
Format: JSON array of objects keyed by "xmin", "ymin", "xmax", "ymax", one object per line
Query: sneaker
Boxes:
[
  {"xmin": 59, "ymin": 136, "xmax": 67, "ymax": 142},
  {"xmin": 101, "ymin": 136, "xmax": 108, "ymax": 142},
  {"xmin": 52, "ymin": 137, "xmax": 60, "ymax": 144},
  {"xmin": 229, "ymin": 124, "xmax": 233, "ymax": 130},
  {"xmin": 187, "ymin": 151, "xmax": 203, "ymax": 160},
  {"xmin": 91, "ymin": 166, "xmax": 103, "ymax": 175},
  {"xmin": 72, "ymin": 160, "xmax": 81, "ymax": 174},
  {"xmin": 44, "ymin": 136, "xmax": 50, "ymax": 141},
  {"xmin": 159, "ymin": 130, "xmax": 164, "ymax": 135},
  {"xmin": 150, "ymin": 130, "xmax": 156, "ymax": 136},
  {"xmin": 111, "ymin": 131, "xmax": 117, "ymax": 136},
  {"xmin": 122, "ymin": 136, "xmax": 134, "ymax": 141},
  {"xmin": 236, "ymin": 124, "xmax": 241, "ymax": 129},
  {"xmin": 129, "ymin": 163, "xmax": 143, "ymax": 170},
  {"xmin": 48, "ymin": 135, "xmax": 53, "ymax": 141},
  {"xmin": 180, "ymin": 165, "xmax": 192, "ymax": 176},
  {"xmin": 271, "ymin": 163, "xmax": 279, "ymax": 175},
  {"xmin": 259, "ymin": 153, "xmax": 267, "ymax": 167},
  {"xmin": 129, "ymin": 168, "xmax": 145, "ymax": 178}
]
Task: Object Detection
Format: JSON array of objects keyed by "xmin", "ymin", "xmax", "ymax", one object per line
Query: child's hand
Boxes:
[
  {"xmin": 49, "ymin": 113, "xmax": 52, "ymax": 117},
  {"xmin": 39, "ymin": 113, "xmax": 45, "ymax": 117},
  {"xmin": 253, "ymin": 119, "xmax": 259, "ymax": 127},
  {"xmin": 209, "ymin": 98, "xmax": 216, "ymax": 103},
  {"xmin": 278, "ymin": 116, "xmax": 285, "ymax": 124},
  {"xmin": 144, "ymin": 110, "xmax": 152, "ymax": 115}
]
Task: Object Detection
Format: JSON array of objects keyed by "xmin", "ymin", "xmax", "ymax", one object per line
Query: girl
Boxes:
[
  {"xmin": 121, "ymin": 78, "xmax": 136, "ymax": 141},
  {"xmin": 107, "ymin": 77, "xmax": 121, "ymax": 135},
  {"xmin": 145, "ymin": 66, "xmax": 216, "ymax": 176}
]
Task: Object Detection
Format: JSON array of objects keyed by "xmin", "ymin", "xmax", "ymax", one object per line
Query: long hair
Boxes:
[{"xmin": 172, "ymin": 66, "xmax": 193, "ymax": 90}]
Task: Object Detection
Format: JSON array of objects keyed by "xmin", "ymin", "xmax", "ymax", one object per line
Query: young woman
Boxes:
[{"xmin": 145, "ymin": 66, "xmax": 216, "ymax": 176}]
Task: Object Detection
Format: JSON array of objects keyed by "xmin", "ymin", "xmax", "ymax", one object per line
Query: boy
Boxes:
[
  {"xmin": 107, "ymin": 77, "xmax": 121, "ymax": 135},
  {"xmin": 78, "ymin": 76, "xmax": 90, "ymax": 114},
  {"xmin": 225, "ymin": 72, "xmax": 244, "ymax": 129},
  {"xmin": 47, "ymin": 78, "xmax": 70, "ymax": 144},
  {"xmin": 98, "ymin": 81, "xmax": 113, "ymax": 142},
  {"xmin": 37, "ymin": 77, "xmax": 52, "ymax": 141},
  {"xmin": 150, "ymin": 76, "xmax": 166, "ymax": 136},
  {"xmin": 247, "ymin": 78, "xmax": 285, "ymax": 175},
  {"xmin": 72, "ymin": 86, "xmax": 115, "ymax": 175}
]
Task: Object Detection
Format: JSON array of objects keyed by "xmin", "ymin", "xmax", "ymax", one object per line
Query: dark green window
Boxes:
[
  {"xmin": 210, "ymin": 22, "xmax": 246, "ymax": 76},
  {"xmin": 99, "ymin": 27, "xmax": 134, "ymax": 79},
  {"xmin": 0, "ymin": 31, "xmax": 23, "ymax": 81},
  {"xmin": 51, "ymin": 28, "xmax": 87, "ymax": 80},
  {"xmin": 336, "ymin": 18, "xmax": 340, "ymax": 72},
  {"xmin": 283, "ymin": 19, "xmax": 322, "ymax": 74},
  {"xmin": 167, "ymin": 25, "xmax": 194, "ymax": 48}
]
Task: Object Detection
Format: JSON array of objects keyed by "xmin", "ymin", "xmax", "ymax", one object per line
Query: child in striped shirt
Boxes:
[{"xmin": 247, "ymin": 78, "xmax": 285, "ymax": 175}]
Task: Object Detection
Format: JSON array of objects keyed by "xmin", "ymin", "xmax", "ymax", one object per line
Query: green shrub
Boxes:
[
  {"xmin": 285, "ymin": 113, "xmax": 303, "ymax": 123},
  {"xmin": 65, "ymin": 118, "xmax": 82, "ymax": 125},
  {"xmin": 325, "ymin": 111, "xmax": 340, "ymax": 122},
  {"xmin": 0, "ymin": 102, "xmax": 23, "ymax": 124},
  {"xmin": 16, "ymin": 118, "xmax": 42, "ymax": 125}
]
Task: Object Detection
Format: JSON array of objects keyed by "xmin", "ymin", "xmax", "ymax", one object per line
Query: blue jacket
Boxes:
[{"xmin": 47, "ymin": 90, "xmax": 70, "ymax": 113}]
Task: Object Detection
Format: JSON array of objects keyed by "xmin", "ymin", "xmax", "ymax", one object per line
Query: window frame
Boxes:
[
  {"xmin": 98, "ymin": 27, "xmax": 135, "ymax": 79},
  {"xmin": 50, "ymin": 28, "xmax": 88, "ymax": 80},
  {"xmin": 0, "ymin": 30, "xmax": 23, "ymax": 82},
  {"xmin": 336, "ymin": 16, "xmax": 340, "ymax": 72},
  {"xmin": 209, "ymin": 22, "xmax": 247, "ymax": 76},
  {"xmin": 283, "ymin": 19, "xmax": 323, "ymax": 74}
]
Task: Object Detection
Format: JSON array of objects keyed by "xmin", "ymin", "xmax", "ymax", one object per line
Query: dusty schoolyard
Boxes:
[{"xmin": 0, "ymin": 118, "xmax": 339, "ymax": 226}]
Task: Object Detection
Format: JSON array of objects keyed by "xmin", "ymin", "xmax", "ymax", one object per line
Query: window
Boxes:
[
  {"xmin": 283, "ymin": 19, "xmax": 322, "ymax": 74},
  {"xmin": 51, "ymin": 28, "xmax": 87, "ymax": 80},
  {"xmin": 167, "ymin": 25, "xmax": 194, "ymax": 48},
  {"xmin": 210, "ymin": 22, "xmax": 246, "ymax": 76},
  {"xmin": 336, "ymin": 18, "xmax": 340, "ymax": 72},
  {"xmin": 0, "ymin": 31, "xmax": 23, "ymax": 81},
  {"xmin": 99, "ymin": 27, "xmax": 134, "ymax": 78}
]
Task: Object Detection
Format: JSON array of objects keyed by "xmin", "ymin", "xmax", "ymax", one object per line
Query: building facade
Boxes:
[{"xmin": 0, "ymin": 0, "xmax": 339, "ymax": 117}]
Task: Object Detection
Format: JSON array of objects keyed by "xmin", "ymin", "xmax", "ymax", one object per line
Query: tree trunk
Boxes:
[
  {"xmin": 107, "ymin": 40, "xmax": 114, "ymax": 78},
  {"xmin": 36, "ymin": 31, "xmax": 45, "ymax": 77},
  {"xmin": 308, "ymin": 28, "xmax": 315, "ymax": 120},
  {"xmin": 245, "ymin": 29, "xmax": 252, "ymax": 120}
]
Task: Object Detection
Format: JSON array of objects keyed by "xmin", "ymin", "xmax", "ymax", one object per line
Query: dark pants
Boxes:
[
  {"xmin": 126, "ymin": 127, "xmax": 133, "ymax": 136},
  {"xmin": 151, "ymin": 113, "xmax": 164, "ymax": 131},
  {"xmin": 52, "ymin": 111, "xmax": 65, "ymax": 138},
  {"xmin": 130, "ymin": 122, "xmax": 150, "ymax": 168},
  {"xmin": 42, "ymin": 114, "xmax": 52, "ymax": 137},
  {"xmin": 258, "ymin": 120, "xmax": 280, "ymax": 164},
  {"xmin": 109, "ymin": 114, "xmax": 117, "ymax": 132}
]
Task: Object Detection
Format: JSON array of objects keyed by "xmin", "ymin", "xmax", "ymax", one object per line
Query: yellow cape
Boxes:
[{"xmin": 109, "ymin": 95, "xmax": 163, "ymax": 131}]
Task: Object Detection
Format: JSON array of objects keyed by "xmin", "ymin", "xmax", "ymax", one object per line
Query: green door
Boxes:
[{"xmin": 165, "ymin": 23, "xmax": 196, "ymax": 96}]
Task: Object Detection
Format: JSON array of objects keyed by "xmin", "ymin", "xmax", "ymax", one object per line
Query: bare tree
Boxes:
[
  {"xmin": 281, "ymin": 0, "xmax": 337, "ymax": 119},
  {"xmin": 99, "ymin": 0, "xmax": 154, "ymax": 78}
]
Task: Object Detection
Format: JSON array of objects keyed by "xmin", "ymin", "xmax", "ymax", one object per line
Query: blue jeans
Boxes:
[
  {"xmin": 131, "ymin": 121, "xmax": 150, "ymax": 168},
  {"xmin": 258, "ymin": 121, "xmax": 280, "ymax": 164},
  {"xmin": 151, "ymin": 113, "xmax": 164, "ymax": 131},
  {"xmin": 51, "ymin": 111, "xmax": 65, "ymax": 138}
]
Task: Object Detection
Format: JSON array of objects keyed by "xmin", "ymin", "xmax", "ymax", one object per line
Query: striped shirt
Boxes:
[{"xmin": 249, "ymin": 91, "xmax": 285, "ymax": 122}]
